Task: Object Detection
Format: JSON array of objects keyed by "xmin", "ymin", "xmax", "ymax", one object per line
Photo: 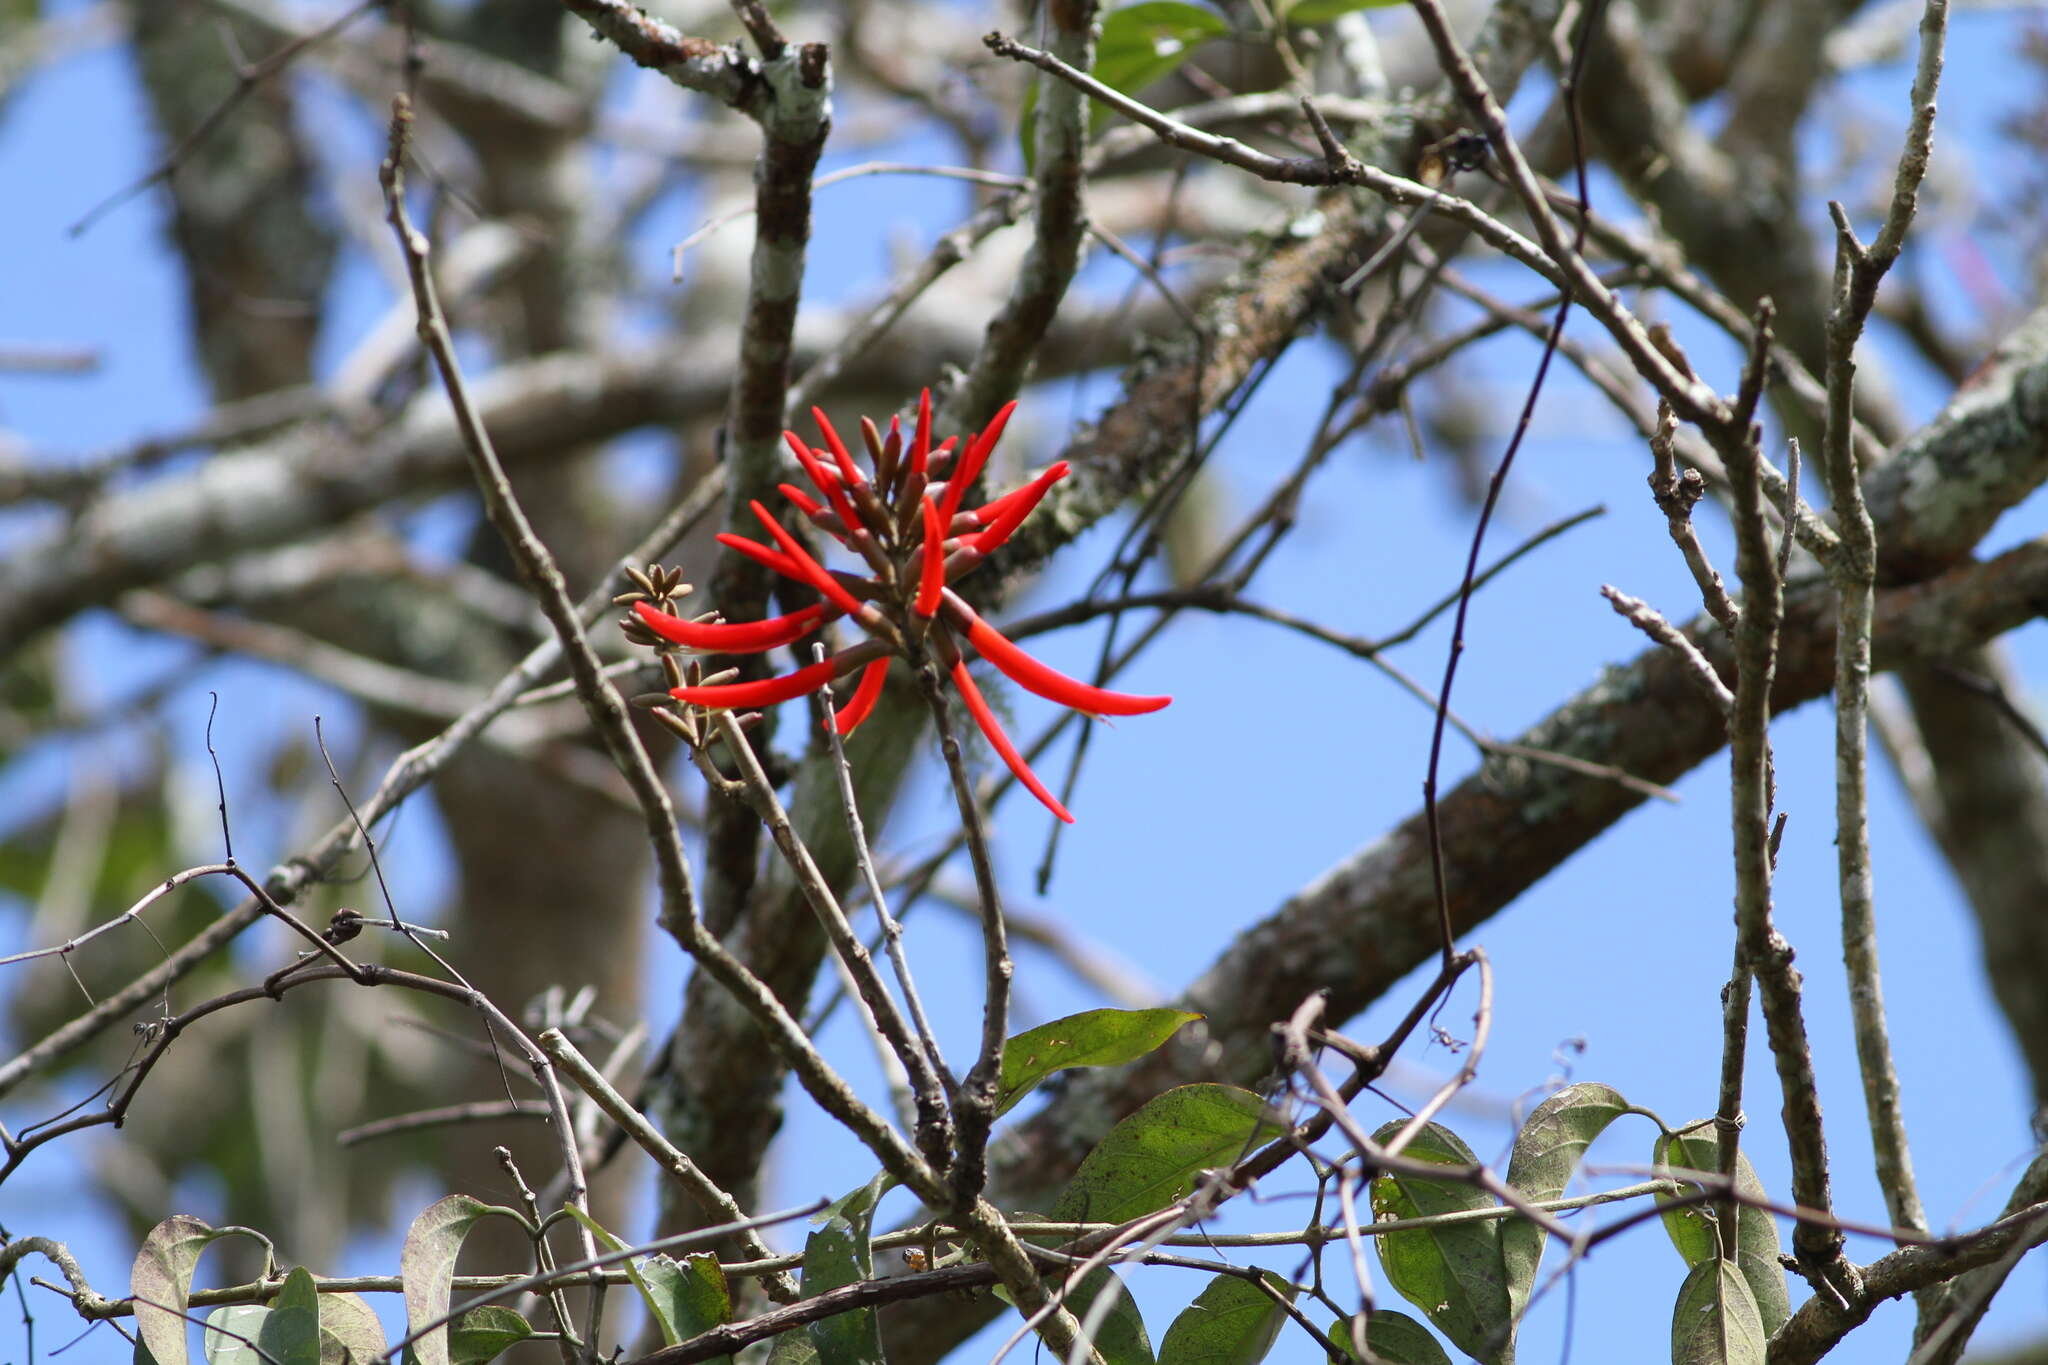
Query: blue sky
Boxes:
[{"xmin": 3, "ymin": 4, "xmax": 2046, "ymax": 1362}]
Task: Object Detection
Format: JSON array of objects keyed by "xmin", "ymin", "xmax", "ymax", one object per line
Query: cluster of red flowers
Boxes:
[{"xmin": 634, "ymin": 392, "xmax": 1170, "ymax": 822}]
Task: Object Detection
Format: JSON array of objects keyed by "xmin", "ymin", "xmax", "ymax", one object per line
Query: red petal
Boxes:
[
  {"xmin": 950, "ymin": 659, "xmax": 1075, "ymax": 823},
  {"xmin": 634, "ymin": 601, "xmax": 825, "ymax": 653},
  {"xmin": 953, "ymin": 600, "xmax": 1171, "ymax": 716},
  {"xmin": 911, "ymin": 389, "xmax": 933, "ymax": 475},
  {"xmin": 672, "ymin": 655, "xmax": 844, "ymax": 708},
  {"xmin": 965, "ymin": 462, "xmax": 1069, "ymax": 553},
  {"xmin": 778, "ymin": 482, "xmax": 825, "ymax": 519},
  {"xmin": 938, "ymin": 400, "xmax": 1017, "ymax": 524},
  {"xmin": 749, "ymin": 501, "xmax": 870, "ymax": 620},
  {"xmin": 717, "ymin": 531, "xmax": 805, "ymax": 581},
  {"xmin": 832, "ymin": 658, "xmax": 892, "ymax": 735},
  {"xmin": 811, "ymin": 407, "xmax": 868, "ymax": 486},
  {"xmin": 785, "ymin": 430, "xmax": 859, "ymax": 526},
  {"xmin": 916, "ymin": 497, "xmax": 946, "ymax": 618}
]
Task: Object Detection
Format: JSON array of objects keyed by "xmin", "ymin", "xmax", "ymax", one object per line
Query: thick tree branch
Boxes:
[{"xmin": 0, "ymin": 295, "xmax": 1193, "ymax": 654}]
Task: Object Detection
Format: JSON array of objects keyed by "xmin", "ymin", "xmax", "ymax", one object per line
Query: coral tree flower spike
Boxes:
[{"xmin": 637, "ymin": 392, "xmax": 1171, "ymax": 821}]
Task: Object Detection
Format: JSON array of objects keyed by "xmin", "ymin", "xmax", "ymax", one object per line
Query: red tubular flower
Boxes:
[
  {"xmin": 785, "ymin": 431, "xmax": 859, "ymax": 527},
  {"xmin": 634, "ymin": 601, "xmax": 825, "ymax": 653},
  {"xmin": 916, "ymin": 497, "xmax": 946, "ymax": 618},
  {"xmin": 910, "ymin": 389, "xmax": 934, "ymax": 476},
  {"xmin": 833, "ymin": 657, "xmax": 892, "ymax": 735},
  {"xmin": 748, "ymin": 500, "xmax": 871, "ymax": 620},
  {"xmin": 647, "ymin": 390, "xmax": 1169, "ymax": 821},
  {"xmin": 810, "ymin": 407, "xmax": 868, "ymax": 488},
  {"xmin": 937, "ymin": 400, "xmax": 1016, "ymax": 525},
  {"xmin": 963, "ymin": 462, "xmax": 1069, "ymax": 555},
  {"xmin": 970, "ymin": 461, "xmax": 1067, "ymax": 527},
  {"xmin": 946, "ymin": 592, "xmax": 1171, "ymax": 717},
  {"xmin": 778, "ymin": 482, "xmax": 826, "ymax": 520},
  {"xmin": 716, "ymin": 531, "xmax": 805, "ymax": 580},
  {"xmin": 673, "ymin": 654, "xmax": 848, "ymax": 708},
  {"xmin": 949, "ymin": 658, "xmax": 1074, "ymax": 824}
]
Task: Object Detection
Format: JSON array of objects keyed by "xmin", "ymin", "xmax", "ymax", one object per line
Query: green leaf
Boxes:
[
  {"xmin": 133, "ymin": 1216, "xmax": 270, "ymax": 1365},
  {"xmin": 1369, "ymin": 1122, "xmax": 1514, "ymax": 1365},
  {"xmin": 1279, "ymin": 0, "xmax": 1401, "ymax": 27},
  {"xmin": 200, "ymin": 1305, "xmax": 270, "ymax": 1365},
  {"xmin": 1093, "ymin": 4, "xmax": 1231, "ymax": 110},
  {"xmin": 448, "ymin": 1306, "xmax": 534, "ymax": 1364},
  {"xmin": 1328, "ymin": 1311, "xmax": 1454, "ymax": 1365},
  {"xmin": 1653, "ymin": 1128, "xmax": 1790, "ymax": 1335},
  {"xmin": 565, "ymin": 1206, "xmax": 732, "ymax": 1359},
  {"xmin": 1000, "ymin": 1008, "xmax": 1202, "ymax": 1116},
  {"xmin": 1063, "ymin": 1268, "xmax": 1157, "ymax": 1365},
  {"xmin": 255, "ymin": 1268, "xmax": 322, "ymax": 1365},
  {"xmin": 636, "ymin": 1253, "xmax": 733, "ymax": 1356},
  {"xmin": 1670, "ymin": 1260, "xmax": 1765, "ymax": 1365},
  {"xmin": 400, "ymin": 1196, "xmax": 527, "ymax": 1365},
  {"xmin": 1157, "ymin": 1271, "xmax": 1293, "ymax": 1365},
  {"xmin": 1020, "ymin": 2, "xmax": 1231, "ymax": 167},
  {"xmin": 804, "ymin": 1172, "xmax": 893, "ymax": 1365},
  {"xmin": 318, "ymin": 1292, "xmax": 388, "ymax": 1365},
  {"xmin": 1054, "ymin": 1085, "xmax": 1280, "ymax": 1225},
  {"xmin": 1501, "ymin": 1084, "xmax": 1628, "ymax": 1322}
]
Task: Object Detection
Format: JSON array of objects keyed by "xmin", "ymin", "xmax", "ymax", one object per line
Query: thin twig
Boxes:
[
  {"xmin": 790, "ymin": 193, "xmax": 1028, "ymax": 410},
  {"xmin": 1646, "ymin": 395, "xmax": 1741, "ymax": 635},
  {"xmin": 1601, "ymin": 586, "xmax": 1734, "ymax": 714},
  {"xmin": 987, "ymin": 18, "xmax": 1721, "ymax": 432},
  {"xmin": 949, "ymin": 1, "xmax": 1098, "ymax": 428},
  {"xmin": 386, "ymin": 1202, "xmax": 828, "ymax": 1365},
  {"xmin": 1820, "ymin": 5, "xmax": 1951, "ymax": 1271},
  {"xmin": 1273, "ymin": 987, "xmax": 1573, "ymax": 1242},
  {"xmin": 815, "ymin": 660, "xmax": 957, "ymax": 1132},
  {"xmin": 1401, "ymin": 0, "xmax": 1722, "ymax": 433},
  {"xmin": 1413, "ymin": 0, "xmax": 1604, "ymax": 970},
  {"xmin": 1720, "ymin": 301, "xmax": 1851, "ymax": 1290},
  {"xmin": 672, "ymin": 161, "xmax": 1028, "ymax": 278},
  {"xmin": 334, "ymin": 1100, "xmax": 551, "ymax": 1147},
  {"xmin": 382, "ymin": 107, "xmax": 622, "ymax": 1327},
  {"xmin": 913, "ymin": 660, "xmax": 1010, "ymax": 1210},
  {"xmin": 68, "ymin": 0, "xmax": 381, "ymax": 236},
  {"xmin": 538, "ymin": 1029, "xmax": 800, "ymax": 1303},
  {"xmin": 704, "ymin": 709, "xmax": 953, "ymax": 1174}
]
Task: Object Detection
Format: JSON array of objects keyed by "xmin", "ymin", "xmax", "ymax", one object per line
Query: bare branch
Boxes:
[
  {"xmin": 539, "ymin": 1029, "xmax": 799, "ymax": 1303},
  {"xmin": 1601, "ymin": 586, "xmax": 1734, "ymax": 715},
  {"xmin": 1817, "ymin": 1, "xmax": 1950, "ymax": 1272}
]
